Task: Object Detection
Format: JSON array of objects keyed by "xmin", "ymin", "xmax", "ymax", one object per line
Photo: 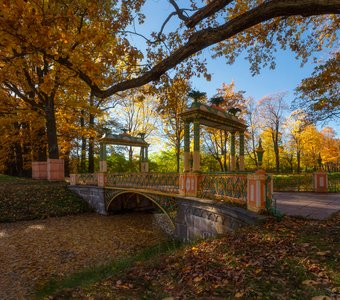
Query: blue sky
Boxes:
[{"xmin": 129, "ymin": 0, "xmax": 339, "ymax": 135}]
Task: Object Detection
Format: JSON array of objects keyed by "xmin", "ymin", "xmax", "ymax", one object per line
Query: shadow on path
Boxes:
[{"xmin": 274, "ymin": 192, "xmax": 340, "ymax": 219}]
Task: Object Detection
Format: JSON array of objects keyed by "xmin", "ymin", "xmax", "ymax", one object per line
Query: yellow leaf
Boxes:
[
  {"xmin": 235, "ymin": 292, "xmax": 244, "ymax": 298},
  {"xmin": 302, "ymin": 279, "xmax": 318, "ymax": 286}
]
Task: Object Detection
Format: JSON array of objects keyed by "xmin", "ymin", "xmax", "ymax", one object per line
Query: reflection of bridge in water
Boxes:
[{"xmin": 70, "ymin": 172, "xmax": 269, "ymax": 241}]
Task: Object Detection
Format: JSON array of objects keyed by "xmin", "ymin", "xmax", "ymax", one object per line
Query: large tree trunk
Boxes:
[
  {"xmin": 44, "ymin": 97, "xmax": 59, "ymax": 159},
  {"xmin": 13, "ymin": 122, "xmax": 24, "ymax": 176},
  {"xmin": 80, "ymin": 110, "xmax": 87, "ymax": 172}
]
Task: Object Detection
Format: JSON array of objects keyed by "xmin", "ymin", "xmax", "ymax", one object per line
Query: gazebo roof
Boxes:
[
  {"xmin": 180, "ymin": 101, "xmax": 247, "ymax": 132},
  {"xmin": 99, "ymin": 133, "xmax": 149, "ymax": 147}
]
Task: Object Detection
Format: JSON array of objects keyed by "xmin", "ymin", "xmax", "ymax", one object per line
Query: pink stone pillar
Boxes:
[
  {"xmin": 179, "ymin": 172, "xmax": 202, "ymax": 197},
  {"xmin": 313, "ymin": 172, "xmax": 328, "ymax": 192},
  {"xmin": 247, "ymin": 170, "xmax": 270, "ymax": 213},
  {"xmin": 32, "ymin": 161, "xmax": 48, "ymax": 179},
  {"xmin": 47, "ymin": 159, "xmax": 64, "ymax": 181},
  {"xmin": 97, "ymin": 173, "xmax": 107, "ymax": 188}
]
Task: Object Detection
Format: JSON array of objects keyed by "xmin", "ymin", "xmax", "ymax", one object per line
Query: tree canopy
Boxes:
[{"xmin": 1, "ymin": 0, "xmax": 339, "ymax": 97}]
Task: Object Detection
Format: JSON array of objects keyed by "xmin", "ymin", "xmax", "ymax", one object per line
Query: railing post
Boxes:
[
  {"xmin": 70, "ymin": 174, "xmax": 78, "ymax": 185},
  {"xmin": 313, "ymin": 171, "xmax": 328, "ymax": 192},
  {"xmin": 97, "ymin": 173, "xmax": 107, "ymax": 188},
  {"xmin": 247, "ymin": 170, "xmax": 268, "ymax": 212},
  {"xmin": 179, "ymin": 172, "xmax": 202, "ymax": 197}
]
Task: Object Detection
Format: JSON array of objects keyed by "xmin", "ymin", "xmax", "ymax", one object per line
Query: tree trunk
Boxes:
[
  {"xmin": 176, "ymin": 130, "xmax": 181, "ymax": 173},
  {"xmin": 297, "ymin": 150, "xmax": 301, "ymax": 174},
  {"xmin": 35, "ymin": 126, "xmax": 47, "ymax": 161},
  {"xmin": 88, "ymin": 115, "xmax": 95, "ymax": 173},
  {"xmin": 88, "ymin": 94, "xmax": 95, "ymax": 173},
  {"xmin": 80, "ymin": 110, "xmax": 87, "ymax": 172},
  {"xmin": 13, "ymin": 122, "xmax": 24, "ymax": 176},
  {"xmin": 44, "ymin": 97, "xmax": 59, "ymax": 159}
]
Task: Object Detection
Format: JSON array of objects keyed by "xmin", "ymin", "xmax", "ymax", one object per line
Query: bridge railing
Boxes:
[
  {"xmin": 106, "ymin": 173, "xmax": 180, "ymax": 194},
  {"xmin": 199, "ymin": 173, "xmax": 248, "ymax": 203},
  {"xmin": 71, "ymin": 173, "xmax": 98, "ymax": 185}
]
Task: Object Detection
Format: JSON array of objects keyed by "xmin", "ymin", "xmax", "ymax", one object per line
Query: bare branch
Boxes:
[
  {"xmin": 185, "ymin": 0, "xmax": 234, "ymax": 28},
  {"xmin": 169, "ymin": 0, "xmax": 189, "ymax": 22}
]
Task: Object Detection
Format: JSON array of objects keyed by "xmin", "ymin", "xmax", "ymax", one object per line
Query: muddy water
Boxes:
[{"xmin": 0, "ymin": 213, "xmax": 167, "ymax": 299}]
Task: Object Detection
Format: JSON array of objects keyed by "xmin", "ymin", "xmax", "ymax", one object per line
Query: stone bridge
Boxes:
[{"xmin": 69, "ymin": 172, "xmax": 269, "ymax": 241}]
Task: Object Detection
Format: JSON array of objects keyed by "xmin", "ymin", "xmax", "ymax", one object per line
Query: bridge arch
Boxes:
[{"xmin": 106, "ymin": 191, "xmax": 175, "ymax": 230}]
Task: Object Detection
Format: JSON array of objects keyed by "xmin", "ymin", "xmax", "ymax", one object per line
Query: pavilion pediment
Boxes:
[{"xmin": 180, "ymin": 102, "xmax": 247, "ymax": 132}]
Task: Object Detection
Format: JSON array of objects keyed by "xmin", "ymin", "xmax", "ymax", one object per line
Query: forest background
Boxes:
[{"xmin": 0, "ymin": 0, "xmax": 339, "ymax": 176}]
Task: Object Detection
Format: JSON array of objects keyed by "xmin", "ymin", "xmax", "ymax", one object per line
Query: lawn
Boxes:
[
  {"xmin": 0, "ymin": 174, "xmax": 91, "ymax": 222},
  {"xmin": 39, "ymin": 213, "xmax": 340, "ymax": 300}
]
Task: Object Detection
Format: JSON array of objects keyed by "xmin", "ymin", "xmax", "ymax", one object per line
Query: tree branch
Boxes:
[
  {"xmin": 52, "ymin": 0, "xmax": 340, "ymax": 98},
  {"xmin": 185, "ymin": 0, "xmax": 234, "ymax": 28}
]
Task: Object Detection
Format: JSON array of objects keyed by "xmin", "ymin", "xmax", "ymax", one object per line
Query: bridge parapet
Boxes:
[
  {"xmin": 70, "ymin": 171, "xmax": 273, "ymax": 213},
  {"xmin": 106, "ymin": 173, "xmax": 179, "ymax": 194},
  {"xmin": 200, "ymin": 173, "xmax": 248, "ymax": 204}
]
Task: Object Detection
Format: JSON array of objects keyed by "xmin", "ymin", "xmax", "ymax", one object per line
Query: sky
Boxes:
[{"xmin": 127, "ymin": 0, "xmax": 339, "ymax": 136}]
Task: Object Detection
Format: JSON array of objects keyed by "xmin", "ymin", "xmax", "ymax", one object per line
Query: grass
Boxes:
[
  {"xmin": 34, "ymin": 239, "xmax": 183, "ymax": 299},
  {"xmin": 38, "ymin": 213, "xmax": 340, "ymax": 299},
  {"xmin": 0, "ymin": 174, "xmax": 91, "ymax": 222}
]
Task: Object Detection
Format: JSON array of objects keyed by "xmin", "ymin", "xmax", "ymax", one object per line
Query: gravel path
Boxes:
[{"xmin": 0, "ymin": 213, "xmax": 166, "ymax": 300}]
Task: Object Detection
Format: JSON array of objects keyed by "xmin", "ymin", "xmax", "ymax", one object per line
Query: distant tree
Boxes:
[
  {"xmin": 158, "ymin": 76, "xmax": 190, "ymax": 172},
  {"xmin": 258, "ymin": 93, "xmax": 287, "ymax": 173},
  {"xmin": 284, "ymin": 110, "xmax": 310, "ymax": 173}
]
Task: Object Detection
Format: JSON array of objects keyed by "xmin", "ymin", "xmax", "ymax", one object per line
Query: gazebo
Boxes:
[
  {"xmin": 98, "ymin": 131, "xmax": 150, "ymax": 173},
  {"xmin": 180, "ymin": 100, "xmax": 247, "ymax": 173}
]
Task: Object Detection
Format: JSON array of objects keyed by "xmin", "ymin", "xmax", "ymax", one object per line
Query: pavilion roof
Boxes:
[
  {"xmin": 99, "ymin": 133, "xmax": 149, "ymax": 147},
  {"xmin": 180, "ymin": 101, "xmax": 247, "ymax": 132}
]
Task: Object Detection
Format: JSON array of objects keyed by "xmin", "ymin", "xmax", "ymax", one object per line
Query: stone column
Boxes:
[
  {"xmin": 99, "ymin": 143, "xmax": 107, "ymax": 172},
  {"xmin": 141, "ymin": 146, "xmax": 149, "ymax": 173},
  {"xmin": 313, "ymin": 172, "xmax": 328, "ymax": 192},
  {"xmin": 230, "ymin": 131, "xmax": 236, "ymax": 172},
  {"xmin": 247, "ymin": 170, "xmax": 271, "ymax": 213},
  {"xmin": 192, "ymin": 120, "xmax": 200, "ymax": 172},
  {"xmin": 239, "ymin": 132, "xmax": 245, "ymax": 171},
  {"xmin": 183, "ymin": 121, "xmax": 190, "ymax": 172}
]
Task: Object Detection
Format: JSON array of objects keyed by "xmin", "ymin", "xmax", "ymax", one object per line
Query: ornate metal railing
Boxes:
[
  {"xmin": 199, "ymin": 173, "xmax": 248, "ymax": 203},
  {"xmin": 273, "ymin": 174, "xmax": 314, "ymax": 192},
  {"xmin": 106, "ymin": 173, "xmax": 180, "ymax": 194},
  {"xmin": 328, "ymin": 173, "xmax": 340, "ymax": 192},
  {"xmin": 76, "ymin": 173, "xmax": 98, "ymax": 185}
]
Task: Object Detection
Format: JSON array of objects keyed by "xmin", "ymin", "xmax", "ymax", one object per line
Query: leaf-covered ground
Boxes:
[
  {"xmin": 0, "ymin": 213, "xmax": 167, "ymax": 299},
  {"xmin": 49, "ymin": 213, "xmax": 340, "ymax": 300},
  {"xmin": 0, "ymin": 175, "xmax": 91, "ymax": 222}
]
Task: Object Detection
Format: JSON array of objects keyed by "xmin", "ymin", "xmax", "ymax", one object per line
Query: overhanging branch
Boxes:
[{"xmin": 55, "ymin": 0, "xmax": 340, "ymax": 98}]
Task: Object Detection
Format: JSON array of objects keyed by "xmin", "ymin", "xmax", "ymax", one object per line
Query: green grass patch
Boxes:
[
  {"xmin": 34, "ymin": 239, "xmax": 183, "ymax": 299},
  {"xmin": 0, "ymin": 176, "xmax": 91, "ymax": 222},
  {"xmin": 0, "ymin": 174, "xmax": 26, "ymax": 182}
]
